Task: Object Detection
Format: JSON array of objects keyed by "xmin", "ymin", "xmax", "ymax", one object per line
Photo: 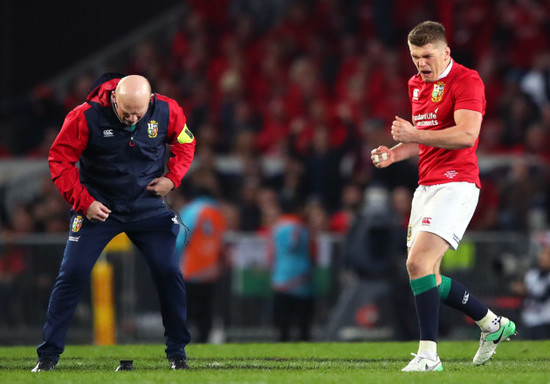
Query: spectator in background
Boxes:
[
  {"xmin": 390, "ymin": 185, "xmax": 413, "ymax": 236},
  {"xmin": 388, "ymin": 185, "xmax": 417, "ymax": 341},
  {"xmin": 15, "ymin": 84, "xmax": 65, "ymax": 156},
  {"xmin": 28, "ymin": 175, "xmax": 70, "ymax": 233},
  {"xmin": 256, "ymin": 186, "xmax": 281, "ymax": 235},
  {"xmin": 0, "ymin": 204, "xmax": 33, "ymax": 328},
  {"xmin": 174, "ymin": 170, "xmax": 227, "ymax": 343},
  {"xmin": 469, "ymin": 174, "xmax": 500, "ymax": 231},
  {"xmin": 497, "ymin": 159, "xmax": 542, "ymax": 231},
  {"xmin": 237, "ymin": 177, "xmax": 262, "ymax": 231},
  {"xmin": 511, "ymin": 233, "xmax": 550, "ymax": 339},
  {"xmin": 498, "ymin": 79, "xmax": 540, "ymax": 149},
  {"xmin": 269, "ymin": 200, "xmax": 316, "ymax": 342},
  {"xmin": 300, "ymin": 117, "xmax": 357, "ymax": 213},
  {"xmin": 342, "ymin": 185, "xmax": 400, "ymax": 279},
  {"xmin": 304, "ymin": 198, "xmax": 330, "ymax": 238},
  {"xmin": 520, "ymin": 51, "xmax": 550, "ymax": 111},
  {"xmin": 62, "ymin": 74, "xmax": 94, "ymax": 112},
  {"xmin": 25, "ymin": 126, "xmax": 61, "ymax": 159},
  {"xmin": 329, "ymin": 182, "xmax": 364, "ymax": 235},
  {"xmin": 268, "ymin": 154, "xmax": 307, "ymax": 211}
]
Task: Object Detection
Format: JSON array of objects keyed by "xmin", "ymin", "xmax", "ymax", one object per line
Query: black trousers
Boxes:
[
  {"xmin": 273, "ymin": 292, "xmax": 314, "ymax": 342},
  {"xmin": 186, "ymin": 281, "xmax": 215, "ymax": 343}
]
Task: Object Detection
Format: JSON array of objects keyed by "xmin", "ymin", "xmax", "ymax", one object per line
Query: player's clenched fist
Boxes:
[
  {"xmin": 391, "ymin": 116, "xmax": 417, "ymax": 143},
  {"xmin": 371, "ymin": 146, "xmax": 392, "ymax": 168}
]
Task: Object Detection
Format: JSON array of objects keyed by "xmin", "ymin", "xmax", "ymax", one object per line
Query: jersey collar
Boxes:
[{"xmin": 437, "ymin": 59, "xmax": 453, "ymax": 81}]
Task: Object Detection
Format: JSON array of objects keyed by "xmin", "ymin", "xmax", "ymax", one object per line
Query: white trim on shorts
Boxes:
[{"xmin": 407, "ymin": 182, "xmax": 480, "ymax": 251}]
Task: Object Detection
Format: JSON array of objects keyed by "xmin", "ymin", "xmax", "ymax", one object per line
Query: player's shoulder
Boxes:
[{"xmin": 451, "ymin": 62, "xmax": 482, "ymax": 82}]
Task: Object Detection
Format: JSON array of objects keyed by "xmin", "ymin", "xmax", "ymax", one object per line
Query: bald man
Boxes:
[{"xmin": 33, "ymin": 73, "xmax": 196, "ymax": 371}]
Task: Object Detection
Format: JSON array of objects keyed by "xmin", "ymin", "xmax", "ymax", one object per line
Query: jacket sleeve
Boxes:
[
  {"xmin": 165, "ymin": 98, "xmax": 196, "ymax": 189},
  {"xmin": 48, "ymin": 104, "xmax": 96, "ymax": 214}
]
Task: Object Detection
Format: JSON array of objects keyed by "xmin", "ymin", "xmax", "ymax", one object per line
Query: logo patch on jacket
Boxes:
[
  {"xmin": 72, "ymin": 215, "xmax": 83, "ymax": 232},
  {"xmin": 147, "ymin": 120, "xmax": 159, "ymax": 138},
  {"xmin": 431, "ymin": 81, "xmax": 445, "ymax": 102}
]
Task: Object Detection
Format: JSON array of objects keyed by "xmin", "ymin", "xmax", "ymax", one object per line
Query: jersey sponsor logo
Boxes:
[
  {"xmin": 413, "ymin": 88, "xmax": 420, "ymax": 101},
  {"xmin": 421, "ymin": 217, "xmax": 431, "ymax": 226},
  {"xmin": 444, "ymin": 170, "xmax": 458, "ymax": 179},
  {"xmin": 71, "ymin": 215, "xmax": 83, "ymax": 232},
  {"xmin": 103, "ymin": 129, "xmax": 114, "ymax": 137},
  {"xmin": 431, "ymin": 81, "xmax": 445, "ymax": 102},
  {"xmin": 413, "ymin": 111, "xmax": 438, "ymax": 127},
  {"xmin": 147, "ymin": 120, "xmax": 159, "ymax": 138}
]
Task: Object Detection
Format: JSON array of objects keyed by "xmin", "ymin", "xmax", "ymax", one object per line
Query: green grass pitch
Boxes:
[{"xmin": 1, "ymin": 341, "xmax": 549, "ymax": 383}]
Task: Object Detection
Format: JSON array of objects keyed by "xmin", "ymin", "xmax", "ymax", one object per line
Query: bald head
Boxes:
[{"xmin": 113, "ymin": 75, "xmax": 152, "ymax": 126}]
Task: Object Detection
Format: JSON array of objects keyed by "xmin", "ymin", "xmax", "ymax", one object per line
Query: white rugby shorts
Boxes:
[{"xmin": 407, "ymin": 182, "xmax": 480, "ymax": 251}]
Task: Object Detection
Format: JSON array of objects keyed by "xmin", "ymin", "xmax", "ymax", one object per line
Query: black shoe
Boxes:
[
  {"xmin": 31, "ymin": 358, "xmax": 57, "ymax": 372},
  {"xmin": 168, "ymin": 357, "xmax": 189, "ymax": 370}
]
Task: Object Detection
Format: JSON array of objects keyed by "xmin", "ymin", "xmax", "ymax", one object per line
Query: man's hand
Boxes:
[
  {"xmin": 147, "ymin": 177, "xmax": 175, "ymax": 197},
  {"xmin": 391, "ymin": 116, "xmax": 417, "ymax": 143},
  {"xmin": 371, "ymin": 146, "xmax": 393, "ymax": 168},
  {"xmin": 86, "ymin": 201, "xmax": 112, "ymax": 222}
]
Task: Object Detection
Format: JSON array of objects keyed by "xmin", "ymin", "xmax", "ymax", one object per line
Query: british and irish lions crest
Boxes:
[
  {"xmin": 71, "ymin": 215, "xmax": 83, "ymax": 232},
  {"xmin": 431, "ymin": 81, "xmax": 445, "ymax": 102},
  {"xmin": 147, "ymin": 120, "xmax": 159, "ymax": 138}
]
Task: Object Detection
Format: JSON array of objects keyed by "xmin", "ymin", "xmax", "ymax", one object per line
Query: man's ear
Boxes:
[{"xmin": 111, "ymin": 92, "xmax": 118, "ymax": 109}]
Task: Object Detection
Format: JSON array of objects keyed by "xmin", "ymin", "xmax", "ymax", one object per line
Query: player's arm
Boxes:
[
  {"xmin": 48, "ymin": 105, "xmax": 96, "ymax": 215},
  {"xmin": 371, "ymin": 142, "xmax": 419, "ymax": 168},
  {"xmin": 390, "ymin": 110, "xmax": 481, "ymax": 150}
]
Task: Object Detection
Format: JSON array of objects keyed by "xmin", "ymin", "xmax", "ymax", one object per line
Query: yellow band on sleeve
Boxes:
[{"xmin": 177, "ymin": 124, "xmax": 194, "ymax": 144}]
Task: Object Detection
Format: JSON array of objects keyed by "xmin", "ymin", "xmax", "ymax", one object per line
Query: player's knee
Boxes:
[{"xmin": 406, "ymin": 254, "xmax": 427, "ymax": 278}]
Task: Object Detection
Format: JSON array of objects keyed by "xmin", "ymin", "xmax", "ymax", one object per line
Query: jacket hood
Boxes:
[{"xmin": 86, "ymin": 72, "xmax": 126, "ymax": 106}]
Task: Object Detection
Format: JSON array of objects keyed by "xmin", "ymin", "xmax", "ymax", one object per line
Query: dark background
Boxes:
[{"xmin": 0, "ymin": 0, "xmax": 181, "ymax": 98}]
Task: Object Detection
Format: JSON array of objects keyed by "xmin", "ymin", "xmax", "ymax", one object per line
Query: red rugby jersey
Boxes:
[{"xmin": 408, "ymin": 60, "xmax": 486, "ymax": 188}]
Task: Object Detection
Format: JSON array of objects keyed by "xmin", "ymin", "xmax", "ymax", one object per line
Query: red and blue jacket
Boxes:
[{"xmin": 49, "ymin": 73, "xmax": 196, "ymax": 221}]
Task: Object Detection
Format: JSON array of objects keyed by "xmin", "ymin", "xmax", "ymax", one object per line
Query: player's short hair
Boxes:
[{"xmin": 408, "ymin": 21, "xmax": 447, "ymax": 47}]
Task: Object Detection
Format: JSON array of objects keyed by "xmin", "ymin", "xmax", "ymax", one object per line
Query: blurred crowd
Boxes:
[{"xmin": 2, "ymin": 0, "xmax": 550, "ymax": 240}]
